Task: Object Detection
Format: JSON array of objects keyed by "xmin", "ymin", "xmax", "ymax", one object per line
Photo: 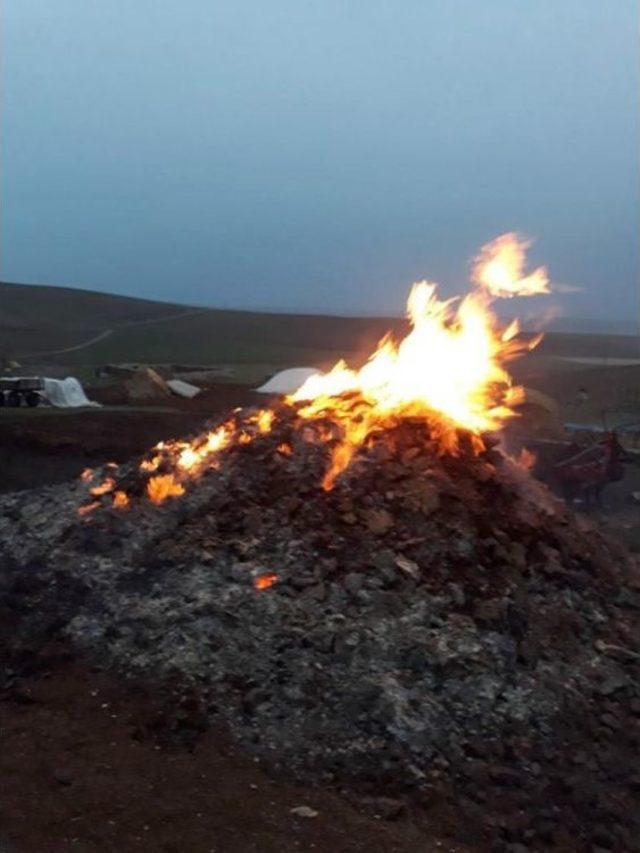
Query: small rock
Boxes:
[
  {"xmin": 600, "ymin": 712, "xmax": 619, "ymax": 730},
  {"xmin": 597, "ymin": 672, "xmax": 629, "ymax": 696},
  {"xmin": 448, "ymin": 582, "xmax": 465, "ymax": 606},
  {"xmin": 344, "ymin": 572, "xmax": 364, "ymax": 595},
  {"xmin": 290, "ymin": 805, "xmax": 319, "ymax": 818},
  {"xmin": 394, "ymin": 554, "xmax": 419, "ymax": 580},
  {"xmin": 362, "ymin": 508, "xmax": 394, "ymax": 535}
]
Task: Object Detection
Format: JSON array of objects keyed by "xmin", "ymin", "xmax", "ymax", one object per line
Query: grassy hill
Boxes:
[
  {"xmin": 0, "ymin": 281, "xmax": 186, "ymax": 356},
  {"xmin": 2, "ymin": 281, "xmax": 638, "ymax": 385},
  {"xmin": 1, "ymin": 281, "xmax": 401, "ymax": 374}
]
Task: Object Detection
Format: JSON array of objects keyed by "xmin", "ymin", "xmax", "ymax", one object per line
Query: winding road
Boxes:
[{"xmin": 17, "ymin": 308, "xmax": 207, "ymax": 360}]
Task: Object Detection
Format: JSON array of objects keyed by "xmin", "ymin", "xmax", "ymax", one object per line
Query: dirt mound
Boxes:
[{"xmin": 1, "ymin": 402, "xmax": 639, "ymax": 850}]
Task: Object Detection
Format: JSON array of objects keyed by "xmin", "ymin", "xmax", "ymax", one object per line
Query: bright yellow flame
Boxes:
[
  {"xmin": 471, "ymin": 232, "xmax": 549, "ymax": 298},
  {"xmin": 291, "ymin": 282, "xmax": 524, "ymax": 433},
  {"xmin": 288, "ymin": 232, "xmax": 549, "ymax": 488},
  {"xmin": 256, "ymin": 409, "xmax": 274, "ymax": 433}
]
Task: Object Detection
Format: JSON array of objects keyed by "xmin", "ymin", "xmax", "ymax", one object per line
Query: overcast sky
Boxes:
[{"xmin": 2, "ymin": 1, "xmax": 638, "ymax": 322}]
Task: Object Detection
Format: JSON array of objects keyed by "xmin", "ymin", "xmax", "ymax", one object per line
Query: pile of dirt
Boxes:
[{"xmin": 1, "ymin": 402, "xmax": 639, "ymax": 850}]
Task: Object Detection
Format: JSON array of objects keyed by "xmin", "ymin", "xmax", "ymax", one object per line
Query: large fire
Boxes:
[{"xmin": 78, "ymin": 233, "xmax": 550, "ymax": 513}]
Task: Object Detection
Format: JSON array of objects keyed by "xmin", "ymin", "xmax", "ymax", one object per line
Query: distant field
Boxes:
[{"xmin": 3, "ymin": 281, "xmax": 639, "ymax": 390}]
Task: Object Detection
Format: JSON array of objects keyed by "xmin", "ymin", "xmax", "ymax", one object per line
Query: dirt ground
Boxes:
[{"xmin": 1, "ymin": 383, "xmax": 637, "ymax": 852}]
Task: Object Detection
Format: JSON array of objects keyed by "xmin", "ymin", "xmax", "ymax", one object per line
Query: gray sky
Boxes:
[{"xmin": 2, "ymin": 1, "xmax": 638, "ymax": 323}]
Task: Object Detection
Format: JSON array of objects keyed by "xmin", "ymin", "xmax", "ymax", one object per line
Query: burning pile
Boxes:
[
  {"xmin": 2, "ymin": 235, "xmax": 638, "ymax": 849},
  {"xmin": 79, "ymin": 232, "xmax": 546, "ymax": 511}
]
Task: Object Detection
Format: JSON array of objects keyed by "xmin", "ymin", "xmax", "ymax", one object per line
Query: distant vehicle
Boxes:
[
  {"xmin": 530, "ymin": 430, "xmax": 638, "ymax": 506},
  {"xmin": 0, "ymin": 377, "xmax": 45, "ymax": 407}
]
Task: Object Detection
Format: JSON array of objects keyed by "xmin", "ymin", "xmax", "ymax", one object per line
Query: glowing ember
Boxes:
[
  {"xmin": 277, "ymin": 443, "xmax": 293, "ymax": 455},
  {"xmin": 89, "ymin": 477, "xmax": 116, "ymax": 496},
  {"xmin": 471, "ymin": 232, "xmax": 549, "ymax": 298},
  {"xmin": 78, "ymin": 501, "xmax": 100, "ymax": 517},
  {"xmin": 112, "ymin": 490, "xmax": 130, "ymax": 509},
  {"xmin": 256, "ymin": 409, "xmax": 274, "ymax": 433},
  {"xmin": 80, "ymin": 467, "xmax": 94, "ymax": 482},
  {"xmin": 254, "ymin": 572, "xmax": 279, "ymax": 590},
  {"xmin": 147, "ymin": 474, "xmax": 185, "ymax": 504},
  {"xmin": 518, "ymin": 447, "xmax": 536, "ymax": 471}
]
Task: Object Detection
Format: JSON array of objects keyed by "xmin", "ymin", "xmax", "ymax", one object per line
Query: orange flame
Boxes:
[
  {"xmin": 140, "ymin": 456, "xmax": 161, "ymax": 472},
  {"xmin": 112, "ymin": 490, "xmax": 130, "ymax": 509},
  {"xmin": 147, "ymin": 474, "xmax": 185, "ymax": 504},
  {"xmin": 78, "ymin": 501, "xmax": 100, "ymax": 517},
  {"xmin": 471, "ymin": 232, "xmax": 549, "ymax": 298},
  {"xmin": 254, "ymin": 572, "xmax": 279, "ymax": 590},
  {"xmin": 90, "ymin": 477, "xmax": 115, "ymax": 496}
]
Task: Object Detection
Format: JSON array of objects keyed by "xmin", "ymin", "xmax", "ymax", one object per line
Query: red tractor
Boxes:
[{"xmin": 549, "ymin": 431, "xmax": 633, "ymax": 506}]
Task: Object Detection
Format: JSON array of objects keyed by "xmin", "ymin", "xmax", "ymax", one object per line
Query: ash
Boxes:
[{"xmin": 2, "ymin": 405, "xmax": 639, "ymax": 850}]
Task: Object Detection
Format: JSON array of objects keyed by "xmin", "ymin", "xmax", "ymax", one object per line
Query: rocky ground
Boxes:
[{"xmin": 1, "ymin": 396, "xmax": 639, "ymax": 851}]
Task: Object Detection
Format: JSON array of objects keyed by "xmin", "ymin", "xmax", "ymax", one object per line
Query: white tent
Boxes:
[
  {"xmin": 43, "ymin": 377, "xmax": 99, "ymax": 408},
  {"xmin": 256, "ymin": 367, "xmax": 319, "ymax": 395}
]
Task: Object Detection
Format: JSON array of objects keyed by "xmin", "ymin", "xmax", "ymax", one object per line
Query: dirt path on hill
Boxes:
[{"xmin": 17, "ymin": 309, "xmax": 208, "ymax": 361}]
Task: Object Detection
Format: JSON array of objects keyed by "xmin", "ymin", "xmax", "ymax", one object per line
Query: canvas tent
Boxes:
[
  {"xmin": 256, "ymin": 367, "xmax": 318, "ymax": 395},
  {"xmin": 43, "ymin": 377, "xmax": 99, "ymax": 408}
]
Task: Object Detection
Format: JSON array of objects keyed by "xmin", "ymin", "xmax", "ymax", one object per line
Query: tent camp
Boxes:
[{"xmin": 256, "ymin": 367, "xmax": 318, "ymax": 395}]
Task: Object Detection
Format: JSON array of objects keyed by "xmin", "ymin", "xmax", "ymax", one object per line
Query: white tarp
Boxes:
[
  {"xmin": 166, "ymin": 378, "xmax": 201, "ymax": 399},
  {"xmin": 43, "ymin": 377, "xmax": 99, "ymax": 408},
  {"xmin": 256, "ymin": 367, "xmax": 318, "ymax": 395}
]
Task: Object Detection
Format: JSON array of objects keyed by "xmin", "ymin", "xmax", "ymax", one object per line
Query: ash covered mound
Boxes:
[{"xmin": 2, "ymin": 402, "xmax": 639, "ymax": 849}]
